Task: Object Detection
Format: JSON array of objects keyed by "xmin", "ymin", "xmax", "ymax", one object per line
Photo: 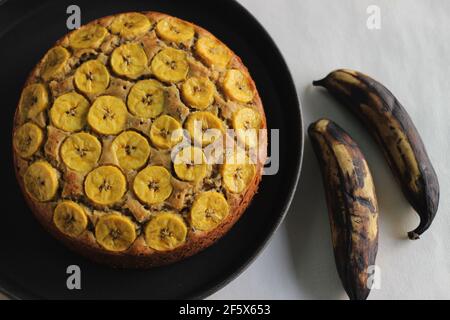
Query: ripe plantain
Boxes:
[
  {"xmin": 313, "ymin": 69, "xmax": 439, "ymax": 240},
  {"xmin": 308, "ymin": 119, "xmax": 379, "ymax": 301}
]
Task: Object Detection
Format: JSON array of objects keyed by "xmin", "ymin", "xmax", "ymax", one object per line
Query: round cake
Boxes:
[{"xmin": 12, "ymin": 11, "xmax": 267, "ymax": 268}]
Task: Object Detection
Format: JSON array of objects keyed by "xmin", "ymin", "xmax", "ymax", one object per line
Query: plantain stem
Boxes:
[
  {"xmin": 407, "ymin": 231, "xmax": 420, "ymax": 240},
  {"xmin": 312, "ymin": 79, "xmax": 325, "ymax": 87}
]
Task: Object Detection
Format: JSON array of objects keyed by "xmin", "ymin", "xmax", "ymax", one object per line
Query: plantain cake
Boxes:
[{"xmin": 12, "ymin": 11, "xmax": 267, "ymax": 268}]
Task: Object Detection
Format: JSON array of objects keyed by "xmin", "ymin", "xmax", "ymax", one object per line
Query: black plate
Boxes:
[{"xmin": 0, "ymin": 0, "xmax": 303, "ymax": 299}]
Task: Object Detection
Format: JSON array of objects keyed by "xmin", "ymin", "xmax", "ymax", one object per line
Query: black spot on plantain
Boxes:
[
  {"xmin": 325, "ymin": 122, "xmax": 345, "ymax": 143},
  {"xmin": 354, "ymin": 227, "xmax": 369, "ymax": 241},
  {"xmin": 352, "ymin": 87, "xmax": 371, "ymax": 106},
  {"xmin": 326, "ymin": 121, "xmax": 358, "ymax": 149},
  {"xmin": 343, "ymin": 190, "xmax": 376, "ymax": 213},
  {"xmin": 355, "ymin": 196, "xmax": 376, "ymax": 213},
  {"xmin": 350, "ymin": 156, "xmax": 367, "ymax": 189}
]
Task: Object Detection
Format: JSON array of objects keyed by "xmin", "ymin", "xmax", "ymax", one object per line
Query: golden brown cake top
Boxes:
[{"xmin": 13, "ymin": 12, "xmax": 266, "ymax": 256}]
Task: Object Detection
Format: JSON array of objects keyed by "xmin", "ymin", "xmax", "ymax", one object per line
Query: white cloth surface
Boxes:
[{"xmin": 2, "ymin": 0, "xmax": 449, "ymax": 300}]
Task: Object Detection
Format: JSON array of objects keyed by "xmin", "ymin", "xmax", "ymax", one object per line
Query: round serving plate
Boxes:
[{"xmin": 0, "ymin": 0, "xmax": 303, "ymax": 299}]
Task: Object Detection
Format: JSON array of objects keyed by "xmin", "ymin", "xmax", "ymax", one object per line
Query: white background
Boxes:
[{"xmin": 2, "ymin": 0, "xmax": 449, "ymax": 300}]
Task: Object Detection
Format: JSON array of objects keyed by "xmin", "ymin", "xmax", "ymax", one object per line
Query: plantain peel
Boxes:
[
  {"xmin": 309, "ymin": 119, "xmax": 379, "ymax": 300},
  {"xmin": 313, "ymin": 69, "xmax": 439, "ymax": 240}
]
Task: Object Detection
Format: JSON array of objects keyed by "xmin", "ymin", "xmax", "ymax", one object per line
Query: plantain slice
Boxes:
[
  {"xmin": 190, "ymin": 191, "xmax": 229, "ymax": 232},
  {"xmin": 111, "ymin": 43, "xmax": 148, "ymax": 79},
  {"xmin": 19, "ymin": 83, "xmax": 49, "ymax": 120},
  {"xmin": 40, "ymin": 46, "xmax": 70, "ymax": 81},
  {"xmin": 195, "ymin": 36, "xmax": 231, "ymax": 68},
  {"xmin": 221, "ymin": 156, "xmax": 256, "ymax": 194},
  {"xmin": 127, "ymin": 79, "xmax": 165, "ymax": 119},
  {"xmin": 111, "ymin": 130, "xmax": 151, "ymax": 170},
  {"xmin": 149, "ymin": 115, "xmax": 183, "ymax": 149},
  {"xmin": 133, "ymin": 166, "xmax": 173, "ymax": 205},
  {"xmin": 181, "ymin": 77, "xmax": 215, "ymax": 110},
  {"xmin": 95, "ymin": 214, "xmax": 136, "ymax": 252},
  {"xmin": 84, "ymin": 165, "xmax": 127, "ymax": 206},
  {"xmin": 24, "ymin": 161, "xmax": 59, "ymax": 202},
  {"xmin": 151, "ymin": 47, "xmax": 189, "ymax": 83},
  {"xmin": 109, "ymin": 13, "xmax": 151, "ymax": 39},
  {"xmin": 74, "ymin": 60, "xmax": 110, "ymax": 95},
  {"xmin": 184, "ymin": 111, "xmax": 224, "ymax": 146},
  {"xmin": 50, "ymin": 92, "xmax": 90, "ymax": 132},
  {"xmin": 156, "ymin": 17, "xmax": 194, "ymax": 43},
  {"xmin": 232, "ymin": 107, "xmax": 261, "ymax": 148},
  {"xmin": 144, "ymin": 212, "xmax": 187, "ymax": 251},
  {"xmin": 173, "ymin": 146, "xmax": 208, "ymax": 182},
  {"xmin": 60, "ymin": 132, "xmax": 102, "ymax": 172},
  {"xmin": 69, "ymin": 24, "xmax": 108, "ymax": 49},
  {"xmin": 53, "ymin": 200, "xmax": 88, "ymax": 237},
  {"xmin": 13, "ymin": 122, "xmax": 44, "ymax": 158},
  {"xmin": 223, "ymin": 69, "xmax": 254, "ymax": 103},
  {"xmin": 87, "ymin": 95, "xmax": 127, "ymax": 135}
]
